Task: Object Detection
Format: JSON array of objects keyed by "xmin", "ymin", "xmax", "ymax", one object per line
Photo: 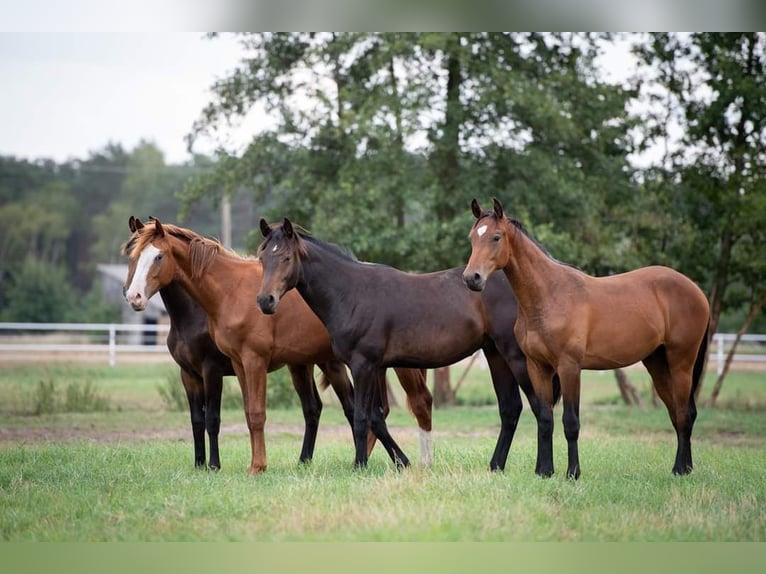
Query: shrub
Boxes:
[
  {"xmin": 32, "ymin": 379, "xmax": 110, "ymax": 415},
  {"xmin": 156, "ymin": 372, "xmax": 243, "ymax": 411}
]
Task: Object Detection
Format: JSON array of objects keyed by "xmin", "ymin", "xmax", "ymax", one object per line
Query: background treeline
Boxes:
[{"xmin": 1, "ymin": 33, "xmax": 764, "ymax": 340}]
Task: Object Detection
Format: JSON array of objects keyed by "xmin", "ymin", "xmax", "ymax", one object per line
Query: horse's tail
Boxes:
[
  {"xmin": 691, "ymin": 321, "xmax": 710, "ymax": 398},
  {"xmin": 318, "ymin": 371, "xmax": 331, "ymax": 392}
]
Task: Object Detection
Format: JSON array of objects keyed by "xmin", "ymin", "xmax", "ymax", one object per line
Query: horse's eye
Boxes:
[
  {"xmin": 493, "ymin": 235, "xmax": 501, "ymax": 242},
  {"xmin": 154, "ymin": 253, "xmax": 163, "ymax": 263}
]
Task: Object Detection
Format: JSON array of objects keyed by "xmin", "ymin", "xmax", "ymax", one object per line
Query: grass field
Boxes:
[{"xmin": 0, "ymin": 362, "xmax": 764, "ymax": 541}]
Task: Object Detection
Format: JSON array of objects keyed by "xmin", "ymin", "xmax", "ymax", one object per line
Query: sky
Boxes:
[
  {"xmin": 0, "ymin": 33, "xmax": 264, "ymax": 165},
  {"xmin": 0, "ymin": 32, "xmax": 638, "ymax": 167}
]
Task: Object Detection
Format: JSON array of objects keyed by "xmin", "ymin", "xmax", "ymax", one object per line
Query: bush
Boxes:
[
  {"xmin": 156, "ymin": 368, "xmax": 301, "ymax": 411},
  {"xmin": 156, "ymin": 372, "xmax": 243, "ymax": 411},
  {"xmin": 267, "ymin": 368, "xmax": 300, "ymax": 410},
  {"xmin": 32, "ymin": 379, "xmax": 110, "ymax": 415},
  {"xmin": 0, "ymin": 257, "xmax": 78, "ymax": 322}
]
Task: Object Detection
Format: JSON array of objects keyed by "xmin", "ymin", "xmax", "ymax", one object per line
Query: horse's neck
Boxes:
[
  {"xmin": 297, "ymin": 244, "xmax": 352, "ymax": 323},
  {"xmin": 503, "ymin": 229, "xmax": 564, "ymax": 314},
  {"xmin": 168, "ymin": 240, "xmax": 235, "ymax": 320},
  {"xmin": 159, "ymin": 281, "xmax": 205, "ymax": 328}
]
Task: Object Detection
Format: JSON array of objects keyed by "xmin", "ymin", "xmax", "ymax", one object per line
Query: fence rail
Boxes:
[
  {"xmin": 0, "ymin": 322, "xmax": 171, "ymax": 367},
  {"xmin": 0, "ymin": 323, "xmax": 765, "ymax": 372}
]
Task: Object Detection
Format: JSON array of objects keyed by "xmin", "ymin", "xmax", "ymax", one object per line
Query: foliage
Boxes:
[
  {"xmin": 631, "ymin": 33, "xmax": 766, "ymax": 334},
  {"xmin": 156, "ymin": 374, "xmax": 243, "ymax": 412},
  {"xmin": 0, "ymin": 257, "xmax": 78, "ymax": 322},
  {"xmin": 31, "ymin": 379, "xmax": 110, "ymax": 415},
  {"xmin": 185, "ymin": 33, "xmax": 636, "ymax": 273}
]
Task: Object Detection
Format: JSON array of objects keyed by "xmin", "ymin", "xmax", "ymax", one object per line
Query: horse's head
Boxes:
[
  {"xmin": 123, "ymin": 216, "xmax": 176, "ymax": 311},
  {"xmin": 255, "ymin": 217, "xmax": 303, "ymax": 315},
  {"xmin": 463, "ymin": 198, "xmax": 512, "ymax": 291}
]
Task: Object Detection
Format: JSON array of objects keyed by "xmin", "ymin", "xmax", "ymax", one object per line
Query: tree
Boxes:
[
  {"xmin": 632, "ymin": 33, "xmax": 766, "ymax": 398},
  {"xmin": 187, "ymin": 33, "xmax": 638, "ymax": 406},
  {"xmin": 0, "ymin": 257, "xmax": 77, "ymax": 323}
]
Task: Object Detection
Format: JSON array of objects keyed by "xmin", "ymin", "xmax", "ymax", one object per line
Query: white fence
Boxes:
[
  {"xmin": 0, "ymin": 322, "xmax": 171, "ymax": 367},
  {"xmin": 0, "ymin": 322, "xmax": 765, "ymax": 372}
]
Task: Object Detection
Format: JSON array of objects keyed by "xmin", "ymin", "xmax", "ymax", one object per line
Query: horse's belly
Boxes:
[{"xmin": 582, "ymin": 321, "xmax": 663, "ymax": 369}]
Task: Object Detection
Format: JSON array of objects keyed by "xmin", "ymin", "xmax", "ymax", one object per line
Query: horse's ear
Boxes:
[
  {"xmin": 471, "ymin": 199, "xmax": 482, "ymax": 219},
  {"xmin": 149, "ymin": 216, "xmax": 165, "ymax": 238},
  {"xmin": 259, "ymin": 218, "xmax": 271, "ymax": 238},
  {"xmin": 129, "ymin": 216, "xmax": 144, "ymax": 233},
  {"xmin": 492, "ymin": 198, "xmax": 504, "ymax": 219},
  {"xmin": 283, "ymin": 218, "xmax": 294, "ymax": 238}
]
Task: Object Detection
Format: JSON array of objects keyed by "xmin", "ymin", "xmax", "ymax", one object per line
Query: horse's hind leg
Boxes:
[
  {"xmin": 484, "ymin": 345, "xmax": 523, "ymax": 472},
  {"xmin": 643, "ymin": 347, "xmax": 695, "ymax": 475},
  {"xmin": 286, "ymin": 363, "xmax": 322, "ymax": 464},
  {"xmin": 180, "ymin": 368, "xmax": 206, "ymax": 468},
  {"xmin": 393, "ymin": 367, "xmax": 433, "ymax": 466},
  {"xmin": 202, "ymin": 362, "xmax": 224, "ymax": 470}
]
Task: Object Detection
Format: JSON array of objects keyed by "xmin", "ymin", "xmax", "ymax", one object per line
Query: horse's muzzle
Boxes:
[
  {"xmin": 257, "ymin": 293, "xmax": 278, "ymax": 315},
  {"xmin": 462, "ymin": 271, "xmax": 486, "ymax": 292}
]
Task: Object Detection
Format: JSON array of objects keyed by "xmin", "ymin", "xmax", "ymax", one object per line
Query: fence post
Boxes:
[
  {"xmin": 109, "ymin": 325, "xmax": 116, "ymax": 367},
  {"xmin": 716, "ymin": 333, "xmax": 724, "ymax": 376}
]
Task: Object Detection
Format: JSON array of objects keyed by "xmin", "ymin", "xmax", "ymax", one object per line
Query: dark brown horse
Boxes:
[
  {"xmin": 123, "ymin": 217, "xmax": 432, "ymax": 474},
  {"xmin": 256, "ymin": 218, "xmax": 552, "ymax": 472},
  {"xmin": 125, "ymin": 217, "xmax": 364, "ymax": 470},
  {"xmin": 463, "ymin": 198, "xmax": 710, "ymax": 478}
]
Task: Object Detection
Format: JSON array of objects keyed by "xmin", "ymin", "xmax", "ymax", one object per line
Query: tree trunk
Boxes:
[
  {"xmin": 708, "ymin": 297, "xmax": 763, "ymax": 407},
  {"xmin": 614, "ymin": 368, "xmax": 643, "ymax": 407},
  {"xmin": 384, "ymin": 374, "xmax": 400, "ymax": 408},
  {"xmin": 432, "ymin": 367, "xmax": 455, "ymax": 407},
  {"xmin": 697, "ymin": 225, "xmax": 734, "ymax": 401}
]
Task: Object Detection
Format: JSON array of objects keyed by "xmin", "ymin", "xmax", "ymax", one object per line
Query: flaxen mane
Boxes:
[{"xmin": 124, "ymin": 220, "xmax": 243, "ymax": 280}]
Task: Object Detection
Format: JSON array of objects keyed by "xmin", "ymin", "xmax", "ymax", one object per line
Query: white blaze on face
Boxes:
[
  {"xmin": 271, "ymin": 243, "xmax": 279, "ymax": 252},
  {"xmin": 476, "ymin": 224, "xmax": 488, "ymax": 237},
  {"xmin": 125, "ymin": 244, "xmax": 161, "ymax": 308}
]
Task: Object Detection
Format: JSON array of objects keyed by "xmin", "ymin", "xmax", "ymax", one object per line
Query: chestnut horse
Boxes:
[
  {"xmin": 463, "ymin": 198, "xmax": 710, "ymax": 478},
  {"xmin": 126, "ymin": 216, "xmax": 371, "ymax": 470},
  {"xmin": 256, "ymin": 218, "xmax": 552, "ymax": 472},
  {"xmin": 123, "ymin": 217, "xmax": 432, "ymax": 475}
]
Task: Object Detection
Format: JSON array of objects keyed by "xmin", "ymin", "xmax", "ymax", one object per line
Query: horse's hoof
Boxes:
[{"xmin": 208, "ymin": 464, "xmax": 221, "ymax": 472}]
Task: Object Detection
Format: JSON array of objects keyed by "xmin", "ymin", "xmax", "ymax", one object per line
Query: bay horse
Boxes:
[
  {"xmin": 123, "ymin": 217, "xmax": 432, "ymax": 475},
  {"xmin": 256, "ymin": 217, "xmax": 553, "ymax": 472},
  {"xmin": 125, "ymin": 216, "xmax": 362, "ymax": 470},
  {"xmin": 462, "ymin": 198, "xmax": 710, "ymax": 478}
]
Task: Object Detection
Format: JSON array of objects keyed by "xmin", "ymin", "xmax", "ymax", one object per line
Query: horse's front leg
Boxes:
[
  {"xmin": 201, "ymin": 361, "xmax": 224, "ymax": 471},
  {"xmin": 286, "ymin": 363, "xmax": 322, "ymax": 464},
  {"xmin": 349, "ymin": 361, "xmax": 372, "ymax": 469},
  {"xmin": 350, "ymin": 361, "xmax": 410, "ymax": 470},
  {"xmin": 233, "ymin": 355, "xmax": 269, "ymax": 475},
  {"xmin": 484, "ymin": 344, "xmax": 523, "ymax": 472},
  {"xmin": 179, "ymin": 368, "xmax": 206, "ymax": 468},
  {"xmin": 558, "ymin": 361, "xmax": 582, "ymax": 480},
  {"xmin": 526, "ymin": 360, "xmax": 556, "ymax": 477}
]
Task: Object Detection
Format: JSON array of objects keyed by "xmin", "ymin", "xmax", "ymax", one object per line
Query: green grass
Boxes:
[{"xmin": 0, "ymin": 362, "xmax": 764, "ymax": 541}]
